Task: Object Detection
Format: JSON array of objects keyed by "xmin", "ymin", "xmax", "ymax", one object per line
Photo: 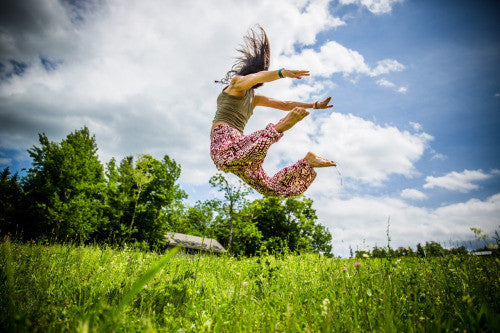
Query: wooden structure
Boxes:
[{"xmin": 165, "ymin": 232, "xmax": 226, "ymax": 254}]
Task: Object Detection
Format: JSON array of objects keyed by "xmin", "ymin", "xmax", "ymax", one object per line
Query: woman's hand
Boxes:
[
  {"xmin": 282, "ymin": 69, "xmax": 310, "ymax": 79},
  {"xmin": 315, "ymin": 97, "xmax": 333, "ymax": 109}
]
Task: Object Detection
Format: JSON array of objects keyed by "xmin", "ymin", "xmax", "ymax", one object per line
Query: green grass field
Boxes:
[{"xmin": 1, "ymin": 240, "xmax": 499, "ymax": 332}]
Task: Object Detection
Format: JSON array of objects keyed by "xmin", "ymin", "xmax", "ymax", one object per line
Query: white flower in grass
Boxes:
[{"xmin": 321, "ymin": 298, "xmax": 331, "ymax": 316}]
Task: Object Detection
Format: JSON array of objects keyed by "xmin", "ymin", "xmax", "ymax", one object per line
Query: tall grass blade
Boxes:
[{"xmin": 114, "ymin": 246, "xmax": 179, "ymax": 315}]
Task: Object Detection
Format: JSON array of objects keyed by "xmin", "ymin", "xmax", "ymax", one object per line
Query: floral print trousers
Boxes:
[{"xmin": 210, "ymin": 123, "xmax": 316, "ymax": 197}]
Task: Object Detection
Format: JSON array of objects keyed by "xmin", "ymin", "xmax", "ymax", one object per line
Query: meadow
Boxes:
[{"xmin": 1, "ymin": 240, "xmax": 498, "ymax": 332}]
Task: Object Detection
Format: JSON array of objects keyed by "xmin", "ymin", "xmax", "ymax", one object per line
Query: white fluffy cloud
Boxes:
[
  {"xmin": 370, "ymin": 59, "xmax": 405, "ymax": 76},
  {"xmin": 308, "ymin": 112, "xmax": 432, "ymax": 185},
  {"xmin": 318, "ymin": 193, "xmax": 500, "ymax": 256},
  {"xmin": 401, "ymin": 188, "xmax": 427, "ymax": 200},
  {"xmin": 376, "ymin": 77, "xmax": 407, "ymax": 93},
  {"xmin": 0, "ymin": 0, "xmax": 410, "ymax": 186},
  {"xmin": 277, "ymin": 41, "xmax": 405, "ymax": 80},
  {"xmin": 278, "ymin": 41, "xmax": 370, "ymax": 77},
  {"xmin": 339, "ymin": 0, "xmax": 404, "ymax": 14},
  {"xmin": 376, "ymin": 78, "xmax": 396, "ymax": 88},
  {"xmin": 0, "ymin": 0, "xmax": 346, "ymax": 183},
  {"xmin": 424, "ymin": 169, "xmax": 499, "ymax": 193},
  {"xmin": 241, "ymin": 102, "xmax": 432, "ymax": 190}
]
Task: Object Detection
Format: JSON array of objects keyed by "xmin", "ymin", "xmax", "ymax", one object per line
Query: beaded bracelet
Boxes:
[
  {"xmin": 313, "ymin": 101, "xmax": 318, "ymax": 109},
  {"xmin": 278, "ymin": 68, "xmax": 284, "ymax": 78}
]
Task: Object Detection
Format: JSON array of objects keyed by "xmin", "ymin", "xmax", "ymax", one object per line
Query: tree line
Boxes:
[
  {"xmin": 0, "ymin": 126, "xmax": 332, "ymax": 256},
  {"xmin": 353, "ymin": 236, "xmax": 499, "ymax": 258},
  {"xmin": 353, "ymin": 242, "xmax": 469, "ymax": 259}
]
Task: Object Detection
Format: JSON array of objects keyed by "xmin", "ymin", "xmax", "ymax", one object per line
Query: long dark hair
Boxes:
[{"xmin": 217, "ymin": 25, "xmax": 270, "ymax": 89}]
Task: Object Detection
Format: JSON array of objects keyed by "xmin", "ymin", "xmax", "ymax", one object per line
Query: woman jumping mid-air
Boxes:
[{"xmin": 210, "ymin": 26, "xmax": 336, "ymax": 197}]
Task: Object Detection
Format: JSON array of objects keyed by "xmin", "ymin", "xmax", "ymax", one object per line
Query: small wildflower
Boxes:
[
  {"xmin": 190, "ymin": 274, "xmax": 196, "ymax": 279},
  {"xmin": 321, "ymin": 298, "xmax": 330, "ymax": 316},
  {"xmin": 342, "ymin": 268, "xmax": 348, "ymax": 272},
  {"xmin": 144, "ymin": 284, "xmax": 148, "ymax": 289},
  {"xmin": 354, "ymin": 262, "xmax": 361, "ymax": 267},
  {"xmin": 127, "ymin": 258, "xmax": 131, "ymax": 261}
]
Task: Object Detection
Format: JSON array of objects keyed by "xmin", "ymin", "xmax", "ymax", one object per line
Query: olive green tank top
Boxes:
[{"xmin": 213, "ymin": 88, "xmax": 255, "ymax": 133}]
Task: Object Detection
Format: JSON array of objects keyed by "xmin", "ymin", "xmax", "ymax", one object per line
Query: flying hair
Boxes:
[{"xmin": 215, "ymin": 25, "xmax": 270, "ymax": 89}]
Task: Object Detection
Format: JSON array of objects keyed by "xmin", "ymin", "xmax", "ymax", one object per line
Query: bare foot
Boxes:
[
  {"xmin": 274, "ymin": 107, "xmax": 310, "ymax": 133},
  {"xmin": 304, "ymin": 152, "xmax": 336, "ymax": 167}
]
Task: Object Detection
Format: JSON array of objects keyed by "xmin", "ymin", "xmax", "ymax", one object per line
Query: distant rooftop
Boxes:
[
  {"xmin": 471, "ymin": 251, "xmax": 493, "ymax": 256},
  {"xmin": 165, "ymin": 232, "xmax": 226, "ymax": 253}
]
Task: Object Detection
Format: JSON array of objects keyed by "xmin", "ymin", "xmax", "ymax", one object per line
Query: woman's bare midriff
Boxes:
[{"xmin": 211, "ymin": 121, "xmax": 230, "ymax": 131}]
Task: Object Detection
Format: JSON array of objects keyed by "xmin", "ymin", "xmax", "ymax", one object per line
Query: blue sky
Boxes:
[
  {"xmin": 319, "ymin": 0, "xmax": 500, "ymax": 205},
  {"xmin": 1, "ymin": 0, "xmax": 499, "ymax": 256}
]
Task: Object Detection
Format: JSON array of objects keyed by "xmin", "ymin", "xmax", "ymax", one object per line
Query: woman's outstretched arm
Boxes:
[
  {"xmin": 254, "ymin": 95, "xmax": 333, "ymax": 111},
  {"xmin": 226, "ymin": 69, "xmax": 309, "ymax": 95}
]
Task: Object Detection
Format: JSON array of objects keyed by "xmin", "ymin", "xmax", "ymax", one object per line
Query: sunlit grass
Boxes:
[{"xmin": 1, "ymin": 240, "xmax": 499, "ymax": 332}]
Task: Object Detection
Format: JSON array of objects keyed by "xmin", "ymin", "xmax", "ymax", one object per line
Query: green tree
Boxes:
[
  {"xmin": 177, "ymin": 200, "xmax": 218, "ymax": 237},
  {"xmin": 447, "ymin": 246, "xmax": 468, "ymax": 256},
  {"xmin": 127, "ymin": 157, "xmax": 154, "ymax": 240},
  {"xmin": 209, "ymin": 173, "xmax": 259, "ymax": 255},
  {"xmin": 245, "ymin": 196, "xmax": 332, "ymax": 255},
  {"xmin": 100, "ymin": 156, "xmax": 134, "ymax": 243},
  {"xmin": 22, "ymin": 127, "xmax": 106, "ymax": 242},
  {"xmin": 134, "ymin": 154, "xmax": 186, "ymax": 245},
  {"xmin": 103, "ymin": 154, "xmax": 186, "ymax": 246},
  {"xmin": 0, "ymin": 168, "xmax": 23, "ymax": 237},
  {"xmin": 371, "ymin": 246, "xmax": 387, "ymax": 258},
  {"xmin": 424, "ymin": 241, "xmax": 444, "ymax": 257},
  {"xmin": 416, "ymin": 243, "xmax": 425, "ymax": 257},
  {"xmin": 311, "ymin": 224, "xmax": 333, "ymax": 254}
]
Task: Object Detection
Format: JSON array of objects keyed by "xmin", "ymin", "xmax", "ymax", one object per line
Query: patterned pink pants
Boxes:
[{"xmin": 210, "ymin": 123, "xmax": 316, "ymax": 197}]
